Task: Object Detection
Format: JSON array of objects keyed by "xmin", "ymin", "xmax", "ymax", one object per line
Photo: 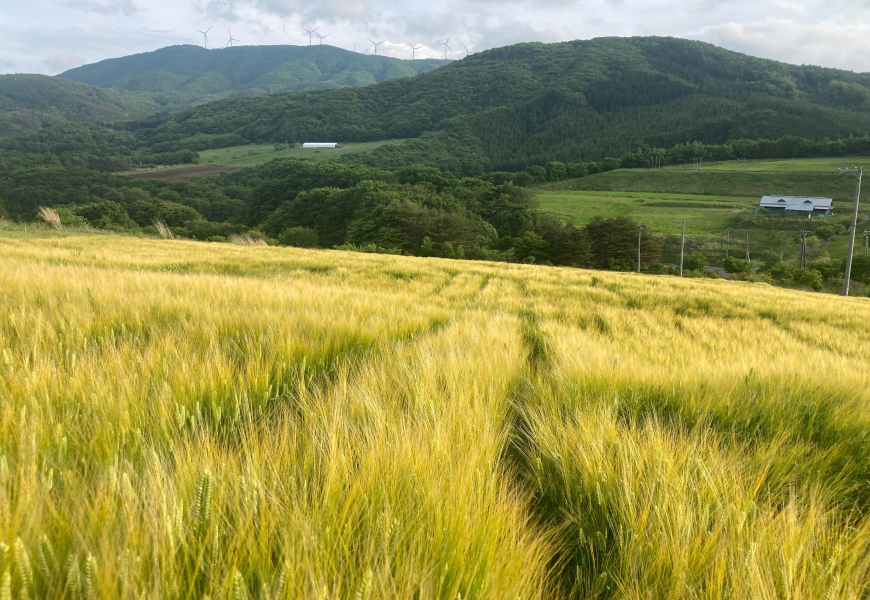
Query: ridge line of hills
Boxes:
[
  {"xmin": 0, "ymin": 44, "xmax": 449, "ymax": 139},
  {"xmin": 6, "ymin": 36, "xmax": 870, "ymax": 175}
]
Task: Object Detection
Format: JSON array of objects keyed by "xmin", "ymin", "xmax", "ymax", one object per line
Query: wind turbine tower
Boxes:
[
  {"xmin": 438, "ymin": 36, "xmax": 451, "ymax": 59},
  {"xmin": 368, "ymin": 37, "xmax": 386, "ymax": 55},
  {"xmin": 407, "ymin": 42, "xmax": 422, "ymax": 59},
  {"xmin": 302, "ymin": 26, "xmax": 319, "ymax": 46},
  {"xmin": 225, "ymin": 30, "xmax": 240, "ymax": 47},
  {"xmin": 197, "ymin": 27, "xmax": 212, "ymax": 49}
]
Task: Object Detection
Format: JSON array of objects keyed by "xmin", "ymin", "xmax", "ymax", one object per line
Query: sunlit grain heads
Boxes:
[
  {"xmin": 65, "ymin": 554, "xmax": 80, "ymax": 600},
  {"xmin": 194, "ymin": 470, "xmax": 214, "ymax": 537},
  {"xmin": 232, "ymin": 570, "xmax": 247, "ymax": 600},
  {"xmin": 0, "ymin": 569, "xmax": 9, "ymax": 600},
  {"xmin": 355, "ymin": 569, "xmax": 373, "ymax": 600},
  {"xmin": 13, "ymin": 538, "xmax": 32, "ymax": 596},
  {"xmin": 84, "ymin": 554, "xmax": 97, "ymax": 599},
  {"xmin": 35, "ymin": 536, "xmax": 56, "ymax": 581}
]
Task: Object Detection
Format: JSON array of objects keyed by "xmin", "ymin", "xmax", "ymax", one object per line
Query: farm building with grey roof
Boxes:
[{"xmin": 756, "ymin": 196, "xmax": 833, "ymax": 217}]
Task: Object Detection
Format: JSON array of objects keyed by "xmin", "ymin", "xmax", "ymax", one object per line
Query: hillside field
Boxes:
[
  {"xmin": 1, "ymin": 229, "xmax": 870, "ymax": 598},
  {"xmin": 537, "ymin": 190, "xmax": 753, "ymax": 235},
  {"xmin": 197, "ymin": 140, "xmax": 406, "ymax": 167},
  {"xmin": 666, "ymin": 156, "xmax": 870, "ymax": 172}
]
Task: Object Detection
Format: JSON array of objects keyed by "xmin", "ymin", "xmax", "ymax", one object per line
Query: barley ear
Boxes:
[{"xmin": 0, "ymin": 569, "xmax": 9, "ymax": 600}]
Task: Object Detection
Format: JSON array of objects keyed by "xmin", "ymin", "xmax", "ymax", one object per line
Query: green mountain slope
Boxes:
[
  {"xmin": 59, "ymin": 44, "xmax": 449, "ymax": 109},
  {"xmin": 0, "ymin": 74, "xmax": 159, "ymax": 138},
  {"xmin": 121, "ymin": 37, "xmax": 870, "ymax": 173}
]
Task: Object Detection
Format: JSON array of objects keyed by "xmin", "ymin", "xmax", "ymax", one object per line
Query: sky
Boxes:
[{"xmin": 2, "ymin": 0, "xmax": 870, "ymax": 75}]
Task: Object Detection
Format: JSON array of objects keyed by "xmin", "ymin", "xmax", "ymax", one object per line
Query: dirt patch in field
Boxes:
[{"xmin": 128, "ymin": 165, "xmax": 242, "ymax": 182}]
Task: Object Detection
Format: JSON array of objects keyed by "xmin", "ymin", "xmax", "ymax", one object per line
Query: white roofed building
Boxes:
[
  {"xmin": 756, "ymin": 196, "xmax": 833, "ymax": 217},
  {"xmin": 303, "ymin": 143, "xmax": 338, "ymax": 148}
]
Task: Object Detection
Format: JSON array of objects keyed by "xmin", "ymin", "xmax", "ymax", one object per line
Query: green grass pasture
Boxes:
[
  {"xmin": 666, "ymin": 157, "xmax": 870, "ymax": 172},
  {"xmin": 543, "ymin": 170, "xmax": 857, "ymax": 201},
  {"xmin": 198, "ymin": 139, "xmax": 406, "ymax": 167},
  {"xmin": 537, "ymin": 190, "xmax": 754, "ymax": 235}
]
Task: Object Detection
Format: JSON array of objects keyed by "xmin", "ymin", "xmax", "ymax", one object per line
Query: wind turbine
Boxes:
[
  {"xmin": 407, "ymin": 42, "xmax": 422, "ymax": 59},
  {"xmin": 438, "ymin": 35, "xmax": 451, "ymax": 60},
  {"xmin": 197, "ymin": 27, "xmax": 211, "ymax": 49},
  {"xmin": 368, "ymin": 37, "xmax": 386, "ymax": 56},
  {"xmin": 316, "ymin": 32, "xmax": 331, "ymax": 45},
  {"xmin": 225, "ymin": 29, "xmax": 240, "ymax": 47},
  {"xmin": 461, "ymin": 42, "xmax": 473, "ymax": 58},
  {"xmin": 302, "ymin": 26, "xmax": 319, "ymax": 46}
]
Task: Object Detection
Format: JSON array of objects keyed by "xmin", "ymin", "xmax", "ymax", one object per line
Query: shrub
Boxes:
[
  {"xmin": 723, "ymin": 257, "xmax": 752, "ymax": 275},
  {"xmin": 769, "ymin": 262, "xmax": 798, "ymax": 280},
  {"xmin": 814, "ymin": 224, "xmax": 838, "ymax": 240},
  {"xmin": 794, "ymin": 268, "xmax": 824, "ymax": 290},
  {"xmin": 848, "ymin": 254, "xmax": 870, "ymax": 283},
  {"xmin": 278, "ymin": 227, "xmax": 319, "ymax": 248},
  {"xmin": 683, "ymin": 252, "xmax": 708, "ymax": 272}
]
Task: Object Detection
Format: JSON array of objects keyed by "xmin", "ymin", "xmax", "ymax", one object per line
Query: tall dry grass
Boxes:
[
  {"xmin": 0, "ymin": 231, "xmax": 869, "ymax": 598},
  {"xmin": 37, "ymin": 207, "xmax": 61, "ymax": 230}
]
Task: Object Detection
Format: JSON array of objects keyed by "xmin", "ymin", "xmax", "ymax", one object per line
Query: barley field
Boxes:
[{"xmin": 1, "ymin": 230, "xmax": 870, "ymax": 599}]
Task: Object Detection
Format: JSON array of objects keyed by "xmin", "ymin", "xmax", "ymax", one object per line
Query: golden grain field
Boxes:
[{"xmin": 1, "ymin": 231, "xmax": 870, "ymax": 599}]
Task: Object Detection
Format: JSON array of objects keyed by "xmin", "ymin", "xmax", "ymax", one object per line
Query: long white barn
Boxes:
[{"xmin": 303, "ymin": 143, "xmax": 338, "ymax": 148}]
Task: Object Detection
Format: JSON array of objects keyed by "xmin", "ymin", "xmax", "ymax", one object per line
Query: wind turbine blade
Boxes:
[
  {"xmin": 206, "ymin": 27, "xmax": 211, "ymax": 34},
  {"xmin": 367, "ymin": 37, "xmax": 375, "ymax": 44}
]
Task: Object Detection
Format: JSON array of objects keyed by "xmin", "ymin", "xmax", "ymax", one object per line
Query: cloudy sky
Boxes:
[{"xmin": 2, "ymin": 0, "xmax": 870, "ymax": 75}]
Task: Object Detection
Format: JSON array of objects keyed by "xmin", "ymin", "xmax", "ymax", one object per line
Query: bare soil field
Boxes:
[{"xmin": 128, "ymin": 164, "xmax": 241, "ymax": 181}]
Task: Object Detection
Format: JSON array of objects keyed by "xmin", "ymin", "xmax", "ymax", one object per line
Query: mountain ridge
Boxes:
[
  {"xmin": 58, "ymin": 44, "xmax": 450, "ymax": 109},
  {"xmin": 0, "ymin": 74, "xmax": 160, "ymax": 138},
  {"xmin": 110, "ymin": 36, "xmax": 870, "ymax": 173}
]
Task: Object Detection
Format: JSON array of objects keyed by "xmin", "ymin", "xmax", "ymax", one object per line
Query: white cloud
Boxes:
[
  {"xmin": 699, "ymin": 18, "xmax": 870, "ymax": 69},
  {"xmin": 64, "ymin": 0, "xmax": 139, "ymax": 16}
]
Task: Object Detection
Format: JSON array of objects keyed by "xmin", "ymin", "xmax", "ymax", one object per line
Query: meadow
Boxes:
[
  {"xmin": 536, "ymin": 190, "xmax": 752, "ymax": 235},
  {"xmin": 197, "ymin": 141, "xmax": 407, "ymax": 168},
  {"xmin": 1, "ymin": 229, "xmax": 870, "ymax": 599},
  {"xmin": 543, "ymin": 169, "xmax": 857, "ymax": 203},
  {"xmin": 666, "ymin": 157, "xmax": 870, "ymax": 173}
]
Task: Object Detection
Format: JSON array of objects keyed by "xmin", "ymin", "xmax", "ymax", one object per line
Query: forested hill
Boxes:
[
  {"xmin": 0, "ymin": 74, "xmax": 159, "ymax": 138},
  {"xmin": 59, "ymin": 45, "xmax": 449, "ymax": 110},
  {"xmin": 120, "ymin": 36, "xmax": 870, "ymax": 173}
]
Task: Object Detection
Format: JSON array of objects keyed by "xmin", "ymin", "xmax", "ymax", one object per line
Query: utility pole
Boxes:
[
  {"xmin": 799, "ymin": 230, "xmax": 811, "ymax": 269},
  {"xmin": 637, "ymin": 224, "xmax": 647, "ymax": 273},
  {"xmin": 839, "ymin": 167, "xmax": 863, "ymax": 296},
  {"xmin": 743, "ymin": 229, "xmax": 750, "ymax": 261},
  {"xmin": 724, "ymin": 228, "xmax": 731, "ymax": 258},
  {"xmin": 674, "ymin": 219, "xmax": 686, "ymax": 277}
]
